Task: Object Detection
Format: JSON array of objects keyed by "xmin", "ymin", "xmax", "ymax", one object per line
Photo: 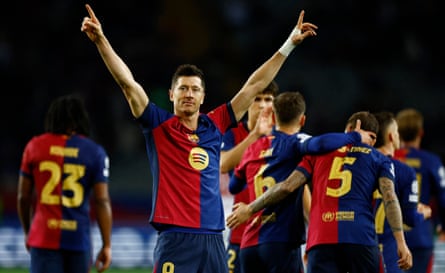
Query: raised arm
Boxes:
[
  {"xmin": 378, "ymin": 176, "xmax": 413, "ymax": 271},
  {"xmin": 230, "ymin": 10, "xmax": 317, "ymax": 121},
  {"xmin": 81, "ymin": 4, "xmax": 148, "ymax": 118},
  {"xmin": 220, "ymin": 131, "xmax": 262, "ymax": 173},
  {"xmin": 221, "ymin": 107, "xmax": 273, "ymax": 173},
  {"xmin": 226, "ymin": 169, "xmax": 307, "ymax": 229}
]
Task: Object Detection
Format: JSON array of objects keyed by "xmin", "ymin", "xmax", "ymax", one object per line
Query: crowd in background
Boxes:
[{"xmin": 1, "ymin": 0, "xmax": 444, "ymax": 220}]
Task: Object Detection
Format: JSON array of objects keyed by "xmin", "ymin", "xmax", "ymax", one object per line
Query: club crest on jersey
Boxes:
[
  {"xmin": 188, "ymin": 147, "xmax": 209, "ymax": 170},
  {"xmin": 322, "ymin": 211, "xmax": 335, "ymax": 222},
  {"xmin": 187, "ymin": 133, "xmax": 200, "ymax": 143}
]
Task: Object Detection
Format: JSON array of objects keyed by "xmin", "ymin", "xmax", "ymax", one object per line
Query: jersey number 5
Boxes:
[{"xmin": 326, "ymin": 156, "xmax": 356, "ymax": 197}]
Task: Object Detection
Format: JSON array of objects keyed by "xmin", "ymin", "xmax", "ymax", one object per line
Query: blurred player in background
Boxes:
[
  {"xmin": 81, "ymin": 3, "xmax": 317, "ymax": 272},
  {"xmin": 220, "ymin": 80, "xmax": 278, "ymax": 273},
  {"xmin": 17, "ymin": 94, "xmax": 112, "ymax": 273},
  {"xmin": 227, "ymin": 111, "xmax": 412, "ymax": 273},
  {"xmin": 228, "ymin": 96, "xmax": 373, "ymax": 273},
  {"xmin": 372, "ymin": 111, "xmax": 431, "ymax": 273},
  {"xmin": 394, "ymin": 108, "xmax": 445, "ymax": 273}
]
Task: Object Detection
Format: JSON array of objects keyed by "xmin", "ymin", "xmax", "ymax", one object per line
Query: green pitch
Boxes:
[{"xmin": 0, "ymin": 267, "xmax": 153, "ymax": 273}]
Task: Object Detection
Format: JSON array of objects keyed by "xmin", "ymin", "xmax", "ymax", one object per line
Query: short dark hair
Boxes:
[
  {"xmin": 373, "ymin": 111, "xmax": 395, "ymax": 148},
  {"xmin": 273, "ymin": 91, "xmax": 306, "ymax": 125},
  {"xmin": 44, "ymin": 94, "xmax": 90, "ymax": 136},
  {"xmin": 171, "ymin": 64, "xmax": 205, "ymax": 91},
  {"xmin": 262, "ymin": 80, "xmax": 279, "ymax": 97},
  {"xmin": 346, "ymin": 111, "xmax": 379, "ymax": 135}
]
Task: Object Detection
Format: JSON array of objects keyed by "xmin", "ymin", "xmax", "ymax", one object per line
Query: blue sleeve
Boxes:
[
  {"xmin": 136, "ymin": 102, "xmax": 173, "ymax": 131},
  {"xmin": 221, "ymin": 129, "xmax": 235, "ymax": 152},
  {"xmin": 93, "ymin": 145, "xmax": 110, "ymax": 184},
  {"xmin": 295, "ymin": 166, "xmax": 312, "ymax": 180},
  {"xmin": 229, "ymin": 174, "xmax": 247, "ymax": 194},
  {"xmin": 403, "ymin": 208, "xmax": 425, "ymax": 228},
  {"xmin": 430, "ymin": 156, "xmax": 445, "ymax": 228},
  {"xmin": 300, "ymin": 131, "xmax": 361, "ymax": 154}
]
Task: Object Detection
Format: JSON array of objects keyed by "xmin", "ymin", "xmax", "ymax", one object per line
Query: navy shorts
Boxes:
[
  {"xmin": 405, "ymin": 247, "xmax": 434, "ymax": 273},
  {"xmin": 380, "ymin": 237, "xmax": 403, "ymax": 273},
  {"xmin": 240, "ymin": 243, "xmax": 303, "ymax": 273},
  {"xmin": 30, "ymin": 247, "xmax": 91, "ymax": 273},
  {"xmin": 153, "ymin": 231, "xmax": 228, "ymax": 273},
  {"xmin": 306, "ymin": 243, "xmax": 379, "ymax": 273},
  {"xmin": 227, "ymin": 243, "xmax": 241, "ymax": 273}
]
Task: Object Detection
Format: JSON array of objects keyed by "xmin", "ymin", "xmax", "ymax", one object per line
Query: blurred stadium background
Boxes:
[{"xmin": 1, "ymin": 0, "xmax": 444, "ymax": 271}]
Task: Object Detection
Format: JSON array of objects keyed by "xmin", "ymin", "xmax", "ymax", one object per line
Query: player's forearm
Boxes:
[
  {"xmin": 220, "ymin": 132, "xmax": 263, "ymax": 173},
  {"xmin": 380, "ymin": 177, "xmax": 404, "ymax": 233},
  {"xmin": 249, "ymin": 170, "xmax": 307, "ymax": 213},
  {"xmin": 392, "ymin": 230, "xmax": 409, "ymax": 250},
  {"xmin": 231, "ymin": 52, "xmax": 286, "ymax": 121},
  {"xmin": 304, "ymin": 132, "xmax": 361, "ymax": 154},
  {"xmin": 385, "ymin": 199, "xmax": 404, "ymax": 232},
  {"xmin": 17, "ymin": 176, "xmax": 32, "ymax": 235},
  {"xmin": 302, "ymin": 184, "xmax": 312, "ymax": 223},
  {"xmin": 230, "ymin": 10, "xmax": 317, "ymax": 120},
  {"xmin": 95, "ymin": 35, "xmax": 148, "ymax": 117},
  {"xmin": 95, "ymin": 198, "xmax": 113, "ymax": 248},
  {"xmin": 95, "ymin": 35, "xmax": 133, "ymax": 86},
  {"xmin": 17, "ymin": 196, "xmax": 31, "ymax": 234},
  {"xmin": 243, "ymin": 52, "xmax": 287, "ymax": 95}
]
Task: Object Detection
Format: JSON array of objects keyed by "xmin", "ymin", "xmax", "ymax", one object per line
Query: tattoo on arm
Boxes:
[
  {"xmin": 249, "ymin": 170, "xmax": 307, "ymax": 213},
  {"xmin": 379, "ymin": 177, "xmax": 403, "ymax": 232}
]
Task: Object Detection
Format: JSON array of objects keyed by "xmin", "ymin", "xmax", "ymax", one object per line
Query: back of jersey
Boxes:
[
  {"xmin": 20, "ymin": 133, "xmax": 109, "ymax": 251},
  {"xmin": 394, "ymin": 147, "xmax": 445, "ymax": 248},
  {"xmin": 299, "ymin": 143, "xmax": 394, "ymax": 251}
]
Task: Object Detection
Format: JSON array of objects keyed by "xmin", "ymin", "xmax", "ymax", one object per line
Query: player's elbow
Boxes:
[
  {"xmin": 219, "ymin": 153, "xmax": 233, "ymax": 174},
  {"xmin": 94, "ymin": 196, "xmax": 111, "ymax": 213},
  {"xmin": 220, "ymin": 163, "xmax": 230, "ymax": 174},
  {"xmin": 17, "ymin": 193, "xmax": 32, "ymax": 207}
]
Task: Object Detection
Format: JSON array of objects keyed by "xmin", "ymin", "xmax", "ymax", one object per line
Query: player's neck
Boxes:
[
  {"xmin": 377, "ymin": 144, "xmax": 394, "ymax": 157},
  {"xmin": 178, "ymin": 113, "xmax": 199, "ymax": 131},
  {"xmin": 275, "ymin": 124, "xmax": 300, "ymax": 135}
]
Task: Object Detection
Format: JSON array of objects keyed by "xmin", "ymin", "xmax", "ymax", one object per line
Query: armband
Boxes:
[{"xmin": 278, "ymin": 27, "xmax": 302, "ymax": 57}]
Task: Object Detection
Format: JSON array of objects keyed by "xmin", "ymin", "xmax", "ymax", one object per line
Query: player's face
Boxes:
[
  {"xmin": 248, "ymin": 94, "xmax": 274, "ymax": 122},
  {"xmin": 170, "ymin": 76, "xmax": 205, "ymax": 116}
]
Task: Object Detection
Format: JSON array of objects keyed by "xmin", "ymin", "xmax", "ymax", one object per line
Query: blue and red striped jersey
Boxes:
[
  {"xmin": 137, "ymin": 102, "xmax": 236, "ymax": 231},
  {"xmin": 19, "ymin": 133, "xmax": 109, "ymax": 251},
  {"xmin": 297, "ymin": 143, "xmax": 395, "ymax": 251},
  {"xmin": 221, "ymin": 120, "xmax": 250, "ymax": 244},
  {"xmin": 394, "ymin": 147, "xmax": 445, "ymax": 249},
  {"xmin": 374, "ymin": 157, "xmax": 423, "ymax": 273},
  {"xmin": 230, "ymin": 130, "xmax": 362, "ymax": 249}
]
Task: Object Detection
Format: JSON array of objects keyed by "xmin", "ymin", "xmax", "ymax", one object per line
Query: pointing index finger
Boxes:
[
  {"xmin": 85, "ymin": 4, "xmax": 98, "ymax": 22},
  {"xmin": 297, "ymin": 10, "xmax": 305, "ymax": 29}
]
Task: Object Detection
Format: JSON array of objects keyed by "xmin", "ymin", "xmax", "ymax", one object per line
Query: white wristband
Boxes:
[{"xmin": 278, "ymin": 27, "xmax": 302, "ymax": 57}]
